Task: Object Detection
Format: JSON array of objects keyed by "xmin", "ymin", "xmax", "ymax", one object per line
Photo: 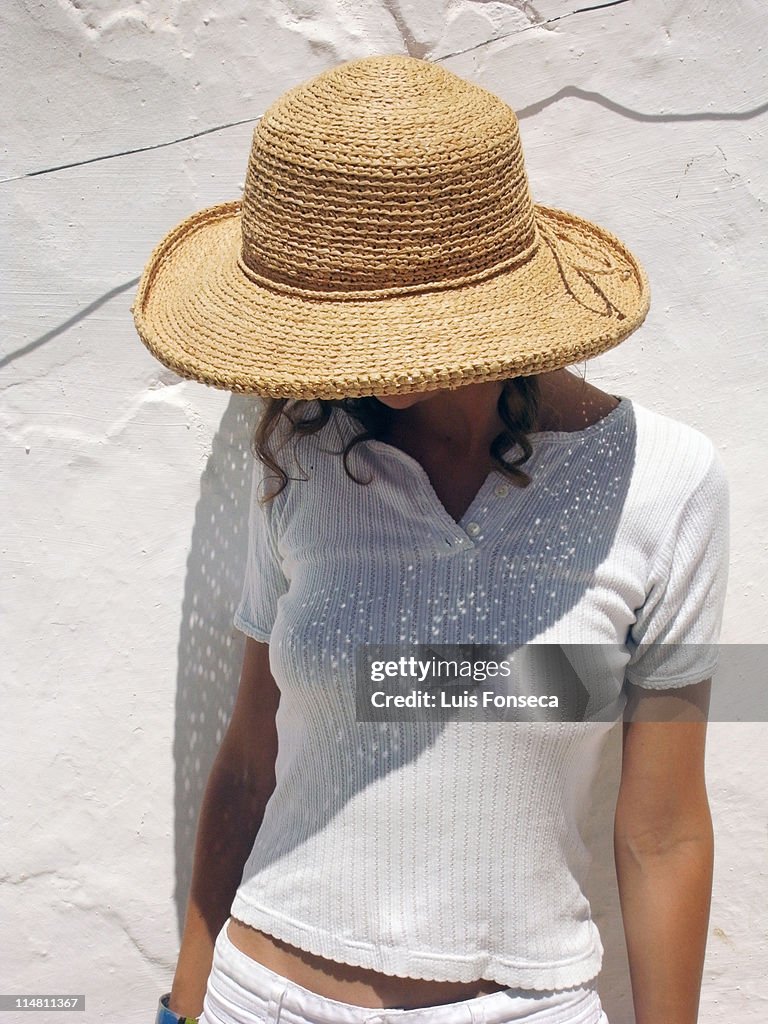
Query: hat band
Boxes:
[{"xmin": 236, "ymin": 231, "xmax": 542, "ymax": 303}]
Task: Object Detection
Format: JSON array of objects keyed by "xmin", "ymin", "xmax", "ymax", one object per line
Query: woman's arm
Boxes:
[
  {"xmin": 613, "ymin": 679, "xmax": 713, "ymax": 1024},
  {"xmin": 168, "ymin": 637, "xmax": 281, "ymax": 1018}
]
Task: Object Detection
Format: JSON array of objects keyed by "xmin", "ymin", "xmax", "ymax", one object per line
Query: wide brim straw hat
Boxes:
[{"xmin": 132, "ymin": 54, "xmax": 650, "ymax": 400}]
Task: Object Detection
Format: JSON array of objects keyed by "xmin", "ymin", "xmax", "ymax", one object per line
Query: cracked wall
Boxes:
[{"xmin": 2, "ymin": 1, "xmax": 767, "ymax": 1021}]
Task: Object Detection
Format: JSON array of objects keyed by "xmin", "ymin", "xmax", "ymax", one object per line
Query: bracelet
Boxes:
[{"xmin": 156, "ymin": 992, "xmax": 200, "ymax": 1024}]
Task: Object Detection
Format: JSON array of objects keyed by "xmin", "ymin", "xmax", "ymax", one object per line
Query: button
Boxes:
[
  {"xmin": 494, "ymin": 483, "xmax": 510, "ymax": 497},
  {"xmin": 466, "ymin": 522, "xmax": 481, "ymax": 536}
]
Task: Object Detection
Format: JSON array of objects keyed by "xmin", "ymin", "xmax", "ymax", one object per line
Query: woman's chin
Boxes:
[{"xmin": 371, "ymin": 392, "xmax": 434, "ymax": 410}]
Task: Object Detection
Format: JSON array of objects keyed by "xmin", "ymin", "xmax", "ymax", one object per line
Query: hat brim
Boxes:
[{"xmin": 132, "ymin": 200, "xmax": 650, "ymax": 400}]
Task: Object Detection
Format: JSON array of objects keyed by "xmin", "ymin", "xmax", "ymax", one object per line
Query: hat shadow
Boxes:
[{"xmin": 173, "ymin": 393, "xmax": 637, "ymax": 1003}]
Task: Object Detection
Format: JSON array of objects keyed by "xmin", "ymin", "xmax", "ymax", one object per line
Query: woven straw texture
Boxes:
[{"xmin": 132, "ymin": 54, "xmax": 650, "ymax": 399}]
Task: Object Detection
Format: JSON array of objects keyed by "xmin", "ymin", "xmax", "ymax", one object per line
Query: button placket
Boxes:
[
  {"xmin": 367, "ymin": 438, "xmax": 512, "ymax": 550},
  {"xmin": 458, "ymin": 474, "xmax": 516, "ymax": 543}
]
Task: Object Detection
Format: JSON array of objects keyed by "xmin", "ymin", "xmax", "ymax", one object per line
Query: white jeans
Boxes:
[{"xmin": 199, "ymin": 920, "xmax": 610, "ymax": 1024}]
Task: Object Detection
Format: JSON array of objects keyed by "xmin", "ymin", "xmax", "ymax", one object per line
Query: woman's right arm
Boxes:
[{"xmin": 167, "ymin": 637, "xmax": 281, "ymax": 1018}]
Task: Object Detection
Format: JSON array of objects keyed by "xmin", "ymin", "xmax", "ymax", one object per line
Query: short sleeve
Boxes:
[
  {"xmin": 624, "ymin": 446, "xmax": 730, "ymax": 688},
  {"xmin": 233, "ymin": 456, "xmax": 290, "ymax": 643}
]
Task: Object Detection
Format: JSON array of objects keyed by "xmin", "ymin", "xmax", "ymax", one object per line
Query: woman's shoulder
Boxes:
[{"xmin": 627, "ymin": 397, "xmax": 726, "ymax": 500}]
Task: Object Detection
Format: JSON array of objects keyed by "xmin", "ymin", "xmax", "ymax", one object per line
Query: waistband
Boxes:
[{"xmin": 202, "ymin": 919, "xmax": 605, "ymax": 1024}]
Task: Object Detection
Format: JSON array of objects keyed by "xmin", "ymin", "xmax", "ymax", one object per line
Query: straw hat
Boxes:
[{"xmin": 132, "ymin": 54, "xmax": 650, "ymax": 400}]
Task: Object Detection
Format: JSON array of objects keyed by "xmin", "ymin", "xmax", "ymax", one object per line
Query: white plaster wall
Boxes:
[{"xmin": 2, "ymin": 1, "xmax": 766, "ymax": 1021}]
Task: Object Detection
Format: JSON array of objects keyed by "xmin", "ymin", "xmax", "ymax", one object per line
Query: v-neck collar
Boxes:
[
  {"xmin": 330, "ymin": 397, "xmax": 630, "ymax": 545},
  {"xmin": 363, "ymin": 437, "xmax": 505, "ymax": 536}
]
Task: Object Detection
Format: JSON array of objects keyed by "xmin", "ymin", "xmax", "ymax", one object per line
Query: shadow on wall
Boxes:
[
  {"xmin": 172, "ymin": 392, "xmax": 258, "ymax": 937},
  {"xmin": 170, "ymin": 391, "xmax": 632, "ymax": 1008}
]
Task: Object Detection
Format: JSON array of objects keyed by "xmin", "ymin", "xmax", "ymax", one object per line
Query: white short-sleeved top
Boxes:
[{"xmin": 230, "ymin": 395, "xmax": 730, "ymax": 991}]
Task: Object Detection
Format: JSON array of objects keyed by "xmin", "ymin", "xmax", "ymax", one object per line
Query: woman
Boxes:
[{"xmin": 134, "ymin": 55, "xmax": 729, "ymax": 1024}]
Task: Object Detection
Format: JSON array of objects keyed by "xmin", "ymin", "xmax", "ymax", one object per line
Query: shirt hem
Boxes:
[{"xmin": 229, "ymin": 892, "xmax": 604, "ymax": 991}]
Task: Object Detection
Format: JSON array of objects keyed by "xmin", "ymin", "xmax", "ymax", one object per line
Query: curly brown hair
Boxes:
[{"xmin": 251, "ymin": 375, "xmax": 543, "ymax": 504}]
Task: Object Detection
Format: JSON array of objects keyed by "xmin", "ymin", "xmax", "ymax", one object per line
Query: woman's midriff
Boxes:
[{"xmin": 226, "ymin": 919, "xmax": 508, "ymax": 1010}]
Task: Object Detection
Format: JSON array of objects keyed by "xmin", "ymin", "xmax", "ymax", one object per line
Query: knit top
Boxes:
[{"xmin": 230, "ymin": 394, "xmax": 730, "ymax": 991}]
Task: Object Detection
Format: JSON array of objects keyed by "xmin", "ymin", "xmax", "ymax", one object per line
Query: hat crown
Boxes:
[{"xmin": 239, "ymin": 55, "xmax": 538, "ymax": 295}]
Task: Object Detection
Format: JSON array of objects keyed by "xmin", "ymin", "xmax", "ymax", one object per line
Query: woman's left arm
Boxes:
[{"xmin": 614, "ymin": 679, "xmax": 714, "ymax": 1024}]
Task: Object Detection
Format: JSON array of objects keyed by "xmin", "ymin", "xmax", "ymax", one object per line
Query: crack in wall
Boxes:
[
  {"xmin": 715, "ymin": 144, "xmax": 743, "ymax": 185},
  {"xmin": 0, "ymin": 117, "xmax": 261, "ymax": 184},
  {"xmin": 674, "ymin": 156, "xmax": 696, "ymax": 201},
  {"xmin": 553, "ymin": 0, "xmax": 632, "ymax": 23},
  {"xmin": 436, "ymin": 0, "xmax": 632, "ymax": 58}
]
